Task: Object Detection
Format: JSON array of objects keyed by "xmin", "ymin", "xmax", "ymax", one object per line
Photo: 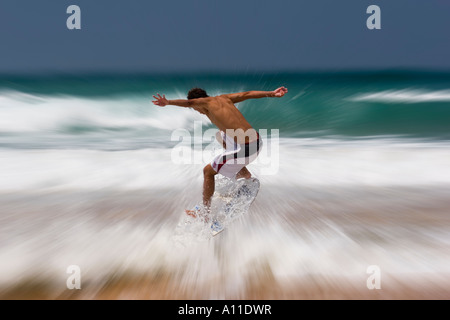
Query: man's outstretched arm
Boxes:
[
  {"xmin": 152, "ymin": 94, "xmax": 208, "ymax": 108},
  {"xmin": 223, "ymin": 87, "xmax": 288, "ymax": 103}
]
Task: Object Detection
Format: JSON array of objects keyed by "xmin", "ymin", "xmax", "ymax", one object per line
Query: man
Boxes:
[{"xmin": 152, "ymin": 86, "xmax": 288, "ymax": 215}]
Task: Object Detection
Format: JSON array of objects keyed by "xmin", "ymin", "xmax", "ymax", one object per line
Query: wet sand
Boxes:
[
  {"xmin": 2, "ymin": 272, "xmax": 450, "ymax": 300},
  {"xmin": 0, "ymin": 186, "xmax": 449, "ymax": 300}
]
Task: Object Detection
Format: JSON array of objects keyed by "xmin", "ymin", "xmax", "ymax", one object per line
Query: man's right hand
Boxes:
[
  {"xmin": 152, "ymin": 94, "xmax": 169, "ymax": 107},
  {"xmin": 273, "ymin": 87, "xmax": 288, "ymax": 97}
]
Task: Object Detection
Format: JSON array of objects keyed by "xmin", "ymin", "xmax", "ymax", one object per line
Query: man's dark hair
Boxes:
[{"xmin": 187, "ymin": 88, "xmax": 209, "ymax": 100}]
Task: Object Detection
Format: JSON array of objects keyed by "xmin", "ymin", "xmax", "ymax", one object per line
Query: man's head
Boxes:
[{"xmin": 187, "ymin": 88, "xmax": 209, "ymax": 100}]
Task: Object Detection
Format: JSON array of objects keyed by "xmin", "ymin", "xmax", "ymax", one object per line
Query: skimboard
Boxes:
[
  {"xmin": 204, "ymin": 177, "xmax": 262, "ymax": 236},
  {"xmin": 210, "ymin": 177, "xmax": 260, "ymax": 236}
]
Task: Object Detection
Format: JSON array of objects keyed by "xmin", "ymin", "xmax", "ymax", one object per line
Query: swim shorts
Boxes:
[{"xmin": 211, "ymin": 131, "xmax": 262, "ymax": 178}]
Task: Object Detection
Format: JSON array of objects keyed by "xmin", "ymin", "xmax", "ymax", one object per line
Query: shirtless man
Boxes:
[{"xmin": 152, "ymin": 86, "xmax": 288, "ymax": 213}]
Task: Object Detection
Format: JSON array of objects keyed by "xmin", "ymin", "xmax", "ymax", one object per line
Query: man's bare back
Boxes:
[
  {"xmin": 191, "ymin": 95, "xmax": 254, "ymax": 144},
  {"xmin": 152, "ymin": 87, "xmax": 287, "ymax": 144}
]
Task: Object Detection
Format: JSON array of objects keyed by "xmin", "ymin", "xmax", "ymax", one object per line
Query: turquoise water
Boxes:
[
  {"xmin": 0, "ymin": 71, "xmax": 449, "ymax": 151},
  {"xmin": 1, "ymin": 71, "xmax": 449, "ymax": 190}
]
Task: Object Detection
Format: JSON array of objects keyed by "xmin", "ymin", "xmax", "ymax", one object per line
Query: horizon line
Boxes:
[{"xmin": 2, "ymin": 67, "xmax": 450, "ymax": 78}]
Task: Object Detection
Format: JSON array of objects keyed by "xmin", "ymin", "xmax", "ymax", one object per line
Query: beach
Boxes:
[
  {"xmin": 0, "ymin": 72, "xmax": 449, "ymax": 300},
  {"xmin": 1, "ymin": 184, "xmax": 449, "ymax": 300}
]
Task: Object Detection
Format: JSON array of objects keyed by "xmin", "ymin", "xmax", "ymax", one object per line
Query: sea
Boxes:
[{"xmin": 0, "ymin": 71, "xmax": 449, "ymax": 299}]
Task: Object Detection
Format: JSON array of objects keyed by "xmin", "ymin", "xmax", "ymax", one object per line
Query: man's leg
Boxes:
[
  {"xmin": 236, "ymin": 166, "xmax": 251, "ymax": 179},
  {"xmin": 203, "ymin": 164, "xmax": 218, "ymax": 209},
  {"xmin": 185, "ymin": 164, "xmax": 217, "ymax": 218}
]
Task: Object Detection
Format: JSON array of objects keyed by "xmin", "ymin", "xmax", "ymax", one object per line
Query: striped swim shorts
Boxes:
[{"xmin": 211, "ymin": 131, "xmax": 262, "ymax": 178}]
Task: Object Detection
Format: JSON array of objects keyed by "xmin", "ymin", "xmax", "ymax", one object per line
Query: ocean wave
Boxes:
[
  {"xmin": 0, "ymin": 139, "xmax": 449, "ymax": 192},
  {"xmin": 349, "ymin": 89, "xmax": 450, "ymax": 103},
  {"xmin": 0, "ymin": 90, "xmax": 207, "ymax": 134},
  {"xmin": 2, "ymin": 80, "xmax": 450, "ymax": 145}
]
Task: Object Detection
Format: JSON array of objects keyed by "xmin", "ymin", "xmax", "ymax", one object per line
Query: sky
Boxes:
[{"xmin": 0, "ymin": 0, "xmax": 449, "ymax": 74}]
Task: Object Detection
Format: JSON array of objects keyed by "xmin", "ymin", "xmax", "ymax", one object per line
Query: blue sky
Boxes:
[{"xmin": 0, "ymin": 0, "xmax": 449, "ymax": 73}]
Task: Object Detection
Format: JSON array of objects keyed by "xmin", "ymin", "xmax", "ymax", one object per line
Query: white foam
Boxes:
[
  {"xmin": 0, "ymin": 90, "xmax": 206, "ymax": 133},
  {"xmin": 256, "ymin": 138, "xmax": 450, "ymax": 187},
  {"xmin": 0, "ymin": 139, "xmax": 449, "ymax": 192},
  {"xmin": 1, "ymin": 209, "xmax": 449, "ymax": 294},
  {"xmin": 349, "ymin": 89, "xmax": 450, "ymax": 103}
]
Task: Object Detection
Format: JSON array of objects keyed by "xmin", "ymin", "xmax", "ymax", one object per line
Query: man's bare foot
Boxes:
[
  {"xmin": 185, "ymin": 206, "xmax": 210, "ymax": 222},
  {"xmin": 185, "ymin": 209, "xmax": 197, "ymax": 218}
]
